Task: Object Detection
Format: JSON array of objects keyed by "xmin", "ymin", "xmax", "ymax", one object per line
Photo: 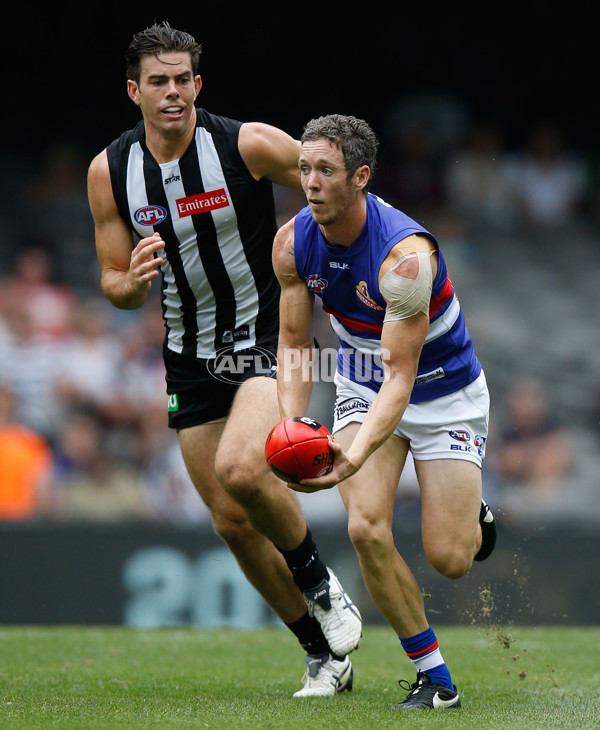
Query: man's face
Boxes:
[
  {"xmin": 299, "ymin": 139, "xmax": 354, "ymax": 226},
  {"xmin": 127, "ymin": 52, "xmax": 201, "ymax": 138}
]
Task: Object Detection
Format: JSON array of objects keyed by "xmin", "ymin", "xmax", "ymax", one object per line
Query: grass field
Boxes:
[{"xmin": 1, "ymin": 624, "xmax": 598, "ymax": 729}]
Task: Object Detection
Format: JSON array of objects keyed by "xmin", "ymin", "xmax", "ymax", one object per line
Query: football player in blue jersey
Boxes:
[{"xmin": 273, "ymin": 113, "xmax": 497, "ymax": 710}]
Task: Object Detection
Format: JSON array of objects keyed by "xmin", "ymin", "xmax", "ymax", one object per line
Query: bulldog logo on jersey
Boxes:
[
  {"xmin": 474, "ymin": 434, "xmax": 487, "ymax": 457},
  {"xmin": 355, "ymin": 281, "xmax": 385, "ymax": 311}
]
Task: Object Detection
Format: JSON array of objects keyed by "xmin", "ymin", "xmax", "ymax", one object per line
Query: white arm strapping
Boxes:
[{"xmin": 380, "ymin": 251, "xmax": 433, "ymax": 322}]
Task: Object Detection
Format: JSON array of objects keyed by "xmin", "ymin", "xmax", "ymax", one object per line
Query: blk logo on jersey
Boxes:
[
  {"xmin": 176, "ymin": 188, "xmax": 229, "ymax": 217},
  {"xmin": 134, "ymin": 205, "xmax": 168, "ymax": 226}
]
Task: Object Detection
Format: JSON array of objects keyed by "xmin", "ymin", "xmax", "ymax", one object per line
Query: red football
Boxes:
[{"xmin": 265, "ymin": 417, "xmax": 334, "ymax": 483}]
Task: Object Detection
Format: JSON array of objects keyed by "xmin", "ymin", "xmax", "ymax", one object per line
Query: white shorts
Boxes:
[{"xmin": 332, "ymin": 370, "xmax": 489, "ymax": 467}]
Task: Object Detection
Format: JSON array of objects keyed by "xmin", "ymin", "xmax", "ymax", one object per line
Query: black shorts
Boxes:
[{"xmin": 164, "ymin": 342, "xmax": 278, "ymax": 430}]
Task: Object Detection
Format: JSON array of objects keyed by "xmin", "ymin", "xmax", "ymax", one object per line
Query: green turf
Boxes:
[{"xmin": 0, "ymin": 625, "xmax": 598, "ymax": 728}]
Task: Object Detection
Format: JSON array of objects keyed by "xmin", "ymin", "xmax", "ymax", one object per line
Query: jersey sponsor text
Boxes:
[{"xmin": 176, "ymin": 189, "xmax": 229, "ymax": 217}]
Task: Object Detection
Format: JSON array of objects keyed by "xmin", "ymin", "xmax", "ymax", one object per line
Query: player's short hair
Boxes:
[
  {"xmin": 126, "ymin": 21, "xmax": 202, "ymax": 83},
  {"xmin": 301, "ymin": 114, "xmax": 379, "ymax": 191}
]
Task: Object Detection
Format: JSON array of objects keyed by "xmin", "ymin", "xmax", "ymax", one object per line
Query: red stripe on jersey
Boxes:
[
  {"xmin": 323, "ymin": 306, "xmax": 383, "ymax": 334},
  {"xmin": 406, "ymin": 640, "xmax": 439, "ymax": 658},
  {"xmin": 429, "ymin": 276, "xmax": 454, "ymax": 318},
  {"xmin": 325, "ymin": 276, "xmax": 453, "ymax": 332}
]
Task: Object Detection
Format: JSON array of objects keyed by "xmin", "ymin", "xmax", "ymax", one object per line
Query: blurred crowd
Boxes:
[
  {"xmin": 0, "ymin": 258, "xmax": 209, "ymax": 525},
  {"xmin": 1, "ymin": 93, "xmax": 599, "ymax": 527}
]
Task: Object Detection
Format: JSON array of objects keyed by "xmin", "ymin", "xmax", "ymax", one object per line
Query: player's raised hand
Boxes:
[{"xmin": 129, "ymin": 232, "xmax": 165, "ymax": 293}]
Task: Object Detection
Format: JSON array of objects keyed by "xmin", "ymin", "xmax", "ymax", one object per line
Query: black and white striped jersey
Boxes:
[{"xmin": 106, "ymin": 108, "xmax": 280, "ymax": 359}]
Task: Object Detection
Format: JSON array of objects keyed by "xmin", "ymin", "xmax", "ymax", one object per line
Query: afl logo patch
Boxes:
[
  {"xmin": 307, "ymin": 275, "xmax": 327, "ymax": 293},
  {"xmin": 449, "ymin": 429, "xmax": 471, "ymax": 442},
  {"xmin": 134, "ymin": 205, "xmax": 167, "ymax": 226}
]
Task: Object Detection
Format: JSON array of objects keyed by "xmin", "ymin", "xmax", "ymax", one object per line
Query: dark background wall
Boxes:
[
  {"xmin": 6, "ymin": 7, "xmax": 597, "ymax": 161},
  {"xmin": 1, "ymin": 522, "xmax": 596, "ymax": 627}
]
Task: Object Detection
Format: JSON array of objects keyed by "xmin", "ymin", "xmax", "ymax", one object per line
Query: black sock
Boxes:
[
  {"xmin": 278, "ymin": 528, "xmax": 329, "ymax": 592},
  {"xmin": 286, "ymin": 612, "xmax": 331, "ymax": 656}
]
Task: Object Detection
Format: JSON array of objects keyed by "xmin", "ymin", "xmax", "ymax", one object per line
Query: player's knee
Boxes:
[
  {"xmin": 347, "ymin": 513, "xmax": 391, "ymax": 558},
  {"xmin": 428, "ymin": 547, "xmax": 472, "ymax": 580},
  {"xmin": 215, "ymin": 453, "xmax": 262, "ymax": 504}
]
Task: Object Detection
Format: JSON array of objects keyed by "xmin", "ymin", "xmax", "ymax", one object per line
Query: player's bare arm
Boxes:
[
  {"xmin": 239, "ymin": 122, "xmax": 302, "ymax": 190},
  {"xmin": 299, "ymin": 239, "xmax": 433, "ymax": 490},
  {"xmin": 88, "ymin": 150, "xmax": 165, "ymax": 310},
  {"xmin": 345, "ymin": 313, "xmax": 428, "ymax": 465},
  {"xmin": 273, "ymin": 219, "xmax": 315, "ymax": 419},
  {"xmin": 381, "ymin": 233, "xmax": 437, "ymax": 269}
]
